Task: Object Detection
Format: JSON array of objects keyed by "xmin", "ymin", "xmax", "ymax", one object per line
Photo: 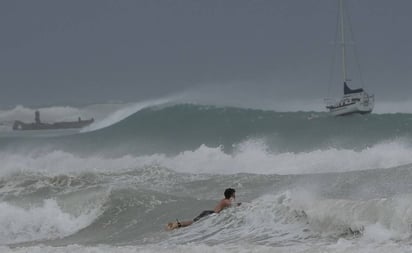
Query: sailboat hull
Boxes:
[
  {"xmin": 326, "ymin": 92, "xmax": 374, "ymax": 116},
  {"xmin": 328, "ymin": 102, "xmax": 373, "ymax": 116},
  {"xmin": 324, "ymin": 0, "xmax": 375, "ymax": 116}
]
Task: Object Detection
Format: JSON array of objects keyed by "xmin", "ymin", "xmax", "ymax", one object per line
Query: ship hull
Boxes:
[
  {"xmin": 326, "ymin": 90, "xmax": 374, "ymax": 116},
  {"xmin": 327, "ymin": 102, "xmax": 373, "ymax": 116},
  {"xmin": 13, "ymin": 119, "xmax": 94, "ymax": 131}
]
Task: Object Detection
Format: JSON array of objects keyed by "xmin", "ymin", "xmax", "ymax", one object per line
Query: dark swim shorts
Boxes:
[{"xmin": 193, "ymin": 210, "xmax": 215, "ymax": 222}]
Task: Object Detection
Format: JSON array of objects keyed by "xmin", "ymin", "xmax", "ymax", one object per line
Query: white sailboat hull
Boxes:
[
  {"xmin": 328, "ymin": 101, "xmax": 373, "ymax": 116},
  {"xmin": 326, "ymin": 92, "xmax": 374, "ymax": 116},
  {"xmin": 324, "ymin": 0, "xmax": 375, "ymax": 117}
]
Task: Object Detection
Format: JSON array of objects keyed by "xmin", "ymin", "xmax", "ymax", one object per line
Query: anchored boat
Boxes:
[
  {"xmin": 324, "ymin": 0, "xmax": 374, "ymax": 116},
  {"xmin": 13, "ymin": 110, "xmax": 94, "ymax": 131}
]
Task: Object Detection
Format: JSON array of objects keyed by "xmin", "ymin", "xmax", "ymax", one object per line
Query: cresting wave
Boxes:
[
  {"xmin": 3, "ymin": 96, "xmax": 412, "ymax": 130},
  {"xmin": 0, "ymin": 139, "xmax": 412, "ymax": 177},
  {"xmin": 2, "ymin": 102, "xmax": 412, "ymax": 252},
  {"xmin": 0, "ymin": 102, "xmax": 410, "ymax": 138},
  {"xmin": 2, "ymin": 173, "xmax": 412, "ymax": 247},
  {"xmin": 0, "ymin": 96, "xmax": 175, "ymax": 133},
  {"xmin": 80, "ymin": 97, "xmax": 175, "ymax": 132},
  {"xmin": 0, "ymin": 199, "xmax": 102, "ymax": 244},
  {"xmin": 2, "ymin": 104, "xmax": 412, "ymax": 158}
]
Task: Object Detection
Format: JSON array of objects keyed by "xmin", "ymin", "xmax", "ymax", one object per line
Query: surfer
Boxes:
[{"xmin": 166, "ymin": 188, "xmax": 241, "ymax": 230}]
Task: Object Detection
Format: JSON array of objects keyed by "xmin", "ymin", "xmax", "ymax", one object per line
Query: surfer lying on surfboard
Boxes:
[{"xmin": 166, "ymin": 188, "xmax": 241, "ymax": 230}]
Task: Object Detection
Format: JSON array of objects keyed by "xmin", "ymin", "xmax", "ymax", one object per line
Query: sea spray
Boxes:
[
  {"xmin": 0, "ymin": 199, "xmax": 102, "ymax": 244},
  {"xmin": 1, "ymin": 103, "xmax": 412, "ymax": 252}
]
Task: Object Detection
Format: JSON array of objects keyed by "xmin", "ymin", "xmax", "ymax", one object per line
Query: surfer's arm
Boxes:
[{"xmin": 166, "ymin": 219, "xmax": 193, "ymax": 230}]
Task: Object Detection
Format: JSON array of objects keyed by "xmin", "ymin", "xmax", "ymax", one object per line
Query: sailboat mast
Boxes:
[{"xmin": 339, "ymin": 0, "xmax": 347, "ymax": 82}]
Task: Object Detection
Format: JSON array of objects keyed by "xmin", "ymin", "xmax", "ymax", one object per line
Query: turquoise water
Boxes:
[{"xmin": 1, "ymin": 103, "xmax": 412, "ymax": 252}]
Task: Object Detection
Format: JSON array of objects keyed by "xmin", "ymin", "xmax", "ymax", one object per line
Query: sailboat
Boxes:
[{"xmin": 324, "ymin": 0, "xmax": 374, "ymax": 116}]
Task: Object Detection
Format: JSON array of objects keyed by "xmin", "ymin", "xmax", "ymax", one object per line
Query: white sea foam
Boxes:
[
  {"xmin": 164, "ymin": 191, "xmax": 311, "ymax": 246},
  {"xmin": 1, "ymin": 139, "xmax": 412, "ymax": 177},
  {"xmin": 150, "ymin": 139, "xmax": 412, "ymax": 175},
  {"xmin": 0, "ymin": 199, "xmax": 101, "ymax": 244},
  {"xmin": 0, "ymin": 150, "xmax": 145, "ymax": 177},
  {"xmin": 163, "ymin": 139, "xmax": 412, "ymax": 174},
  {"xmin": 1, "ymin": 192, "xmax": 412, "ymax": 251},
  {"xmin": 165, "ymin": 191, "xmax": 412, "ymax": 247},
  {"xmin": 1, "ymin": 243, "xmax": 412, "ymax": 253},
  {"xmin": 299, "ymin": 192, "xmax": 412, "ymax": 240}
]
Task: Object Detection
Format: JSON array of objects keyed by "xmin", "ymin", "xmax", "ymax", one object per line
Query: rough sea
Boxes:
[{"xmin": 1, "ymin": 101, "xmax": 412, "ymax": 253}]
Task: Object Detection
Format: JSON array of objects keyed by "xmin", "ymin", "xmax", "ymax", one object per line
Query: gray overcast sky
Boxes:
[{"xmin": 0, "ymin": 0, "xmax": 411, "ymax": 107}]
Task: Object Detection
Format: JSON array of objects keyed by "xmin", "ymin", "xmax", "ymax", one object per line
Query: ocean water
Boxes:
[{"xmin": 1, "ymin": 102, "xmax": 412, "ymax": 253}]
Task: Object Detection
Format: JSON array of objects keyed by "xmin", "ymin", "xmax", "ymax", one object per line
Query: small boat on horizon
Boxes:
[
  {"xmin": 324, "ymin": 0, "xmax": 374, "ymax": 116},
  {"xmin": 12, "ymin": 110, "xmax": 94, "ymax": 131}
]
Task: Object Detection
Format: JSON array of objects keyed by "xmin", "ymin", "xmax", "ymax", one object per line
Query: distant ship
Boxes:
[
  {"xmin": 13, "ymin": 110, "xmax": 94, "ymax": 131},
  {"xmin": 324, "ymin": 0, "xmax": 374, "ymax": 116}
]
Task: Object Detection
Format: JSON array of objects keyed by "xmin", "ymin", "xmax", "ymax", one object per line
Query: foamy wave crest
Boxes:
[
  {"xmin": 157, "ymin": 139, "xmax": 412, "ymax": 174},
  {"xmin": 1, "ymin": 139, "xmax": 412, "ymax": 177},
  {"xmin": 165, "ymin": 192, "xmax": 311, "ymax": 245},
  {"xmin": 0, "ymin": 199, "xmax": 101, "ymax": 244},
  {"xmin": 0, "ymin": 150, "xmax": 145, "ymax": 177},
  {"xmin": 81, "ymin": 97, "xmax": 174, "ymax": 132},
  {"xmin": 2, "ymin": 243, "xmax": 412, "ymax": 253},
  {"xmin": 299, "ymin": 192, "xmax": 412, "ymax": 242},
  {"xmin": 166, "ymin": 191, "xmax": 412, "ymax": 246}
]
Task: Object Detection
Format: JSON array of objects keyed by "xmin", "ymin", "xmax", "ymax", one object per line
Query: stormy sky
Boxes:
[{"xmin": 0, "ymin": 0, "xmax": 411, "ymax": 107}]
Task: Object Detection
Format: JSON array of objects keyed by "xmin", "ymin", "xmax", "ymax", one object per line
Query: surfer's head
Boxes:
[{"xmin": 224, "ymin": 188, "xmax": 236, "ymax": 199}]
